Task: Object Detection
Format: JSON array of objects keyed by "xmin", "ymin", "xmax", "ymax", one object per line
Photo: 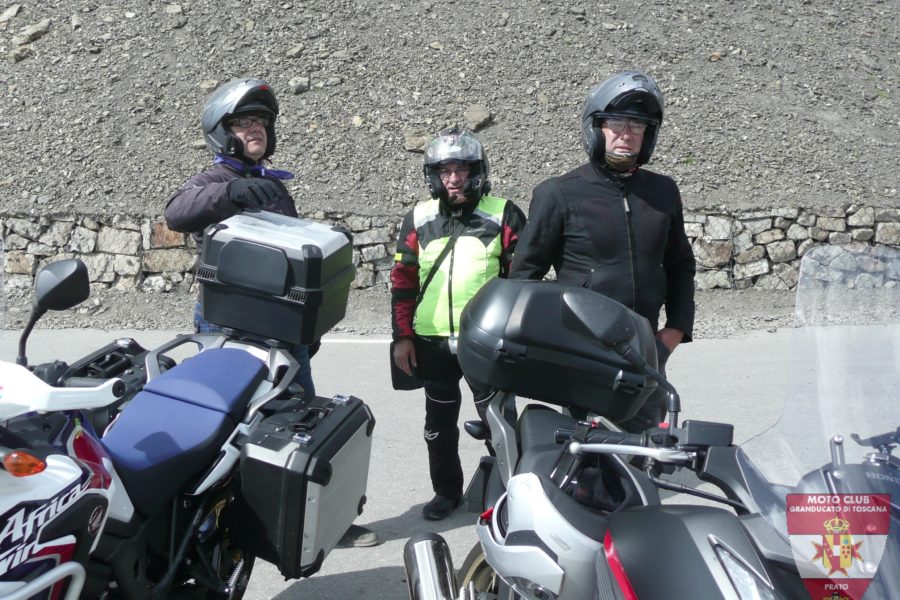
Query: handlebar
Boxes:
[
  {"xmin": 62, "ymin": 376, "xmax": 106, "ymax": 388},
  {"xmin": 554, "ymin": 427, "xmax": 645, "ymax": 446},
  {"xmin": 62, "ymin": 376, "xmax": 126, "ymax": 398},
  {"xmin": 554, "ymin": 427, "xmax": 574, "ymax": 444},
  {"xmin": 569, "ymin": 441, "xmax": 694, "ymax": 464},
  {"xmin": 554, "ymin": 421, "xmax": 744, "ymax": 511},
  {"xmin": 556, "ymin": 422, "xmax": 693, "ymax": 465},
  {"xmin": 583, "ymin": 429, "xmax": 646, "ymax": 446}
]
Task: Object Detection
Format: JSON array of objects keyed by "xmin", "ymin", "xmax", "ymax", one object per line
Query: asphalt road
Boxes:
[{"xmin": 0, "ymin": 324, "xmax": 803, "ymax": 599}]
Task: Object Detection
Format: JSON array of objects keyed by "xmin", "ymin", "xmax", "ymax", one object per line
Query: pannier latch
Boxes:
[
  {"xmin": 331, "ymin": 394, "xmax": 351, "ymax": 405},
  {"xmin": 496, "ymin": 340, "xmax": 527, "ymax": 363}
]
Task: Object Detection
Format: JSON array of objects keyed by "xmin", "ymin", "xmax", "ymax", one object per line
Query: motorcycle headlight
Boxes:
[
  {"xmin": 712, "ymin": 539, "xmax": 779, "ymax": 600},
  {"xmin": 503, "ymin": 576, "xmax": 559, "ymax": 600}
]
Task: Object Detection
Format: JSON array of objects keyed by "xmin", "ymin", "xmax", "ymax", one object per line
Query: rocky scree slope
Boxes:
[{"xmin": 1, "ymin": 0, "xmax": 896, "ymax": 220}]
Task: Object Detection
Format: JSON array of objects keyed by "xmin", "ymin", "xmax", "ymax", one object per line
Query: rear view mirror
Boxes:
[
  {"xmin": 34, "ymin": 259, "xmax": 90, "ymax": 312},
  {"xmin": 17, "ymin": 259, "xmax": 90, "ymax": 366}
]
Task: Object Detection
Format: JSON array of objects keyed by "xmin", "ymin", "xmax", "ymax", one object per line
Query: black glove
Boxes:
[{"xmin": 227, "ymin": 177, "xmax": 282, "ymax": 212}]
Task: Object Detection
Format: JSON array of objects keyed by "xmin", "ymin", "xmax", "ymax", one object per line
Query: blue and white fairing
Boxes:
[
  {"xmin": 1, "ymin": 361, "xmax": 117, "ymax": 596},
  {"xmin": 0, "ymin": 361, "xmax": 122, "ymax": 420}
]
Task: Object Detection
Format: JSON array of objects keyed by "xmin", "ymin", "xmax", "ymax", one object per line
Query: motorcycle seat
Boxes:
[
  {"xmin": 141, "ymin": 347, "xmax": 267, "ymax": 422},
  {"xmin": 102, "ymin": 348, "xmax": 267, "ymax": 516},
  {"xmin": 517, "ymin": 405, "xmax": 576, "ymax": 475}
]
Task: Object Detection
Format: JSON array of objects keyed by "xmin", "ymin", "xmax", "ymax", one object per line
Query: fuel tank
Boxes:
[{"xmin": 608, "ymin": 504, "xmax": 780, "ymax": 599}]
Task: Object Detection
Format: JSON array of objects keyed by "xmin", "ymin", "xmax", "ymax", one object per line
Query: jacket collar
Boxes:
[
  {"xmin": 439, "ymin": 195, "xmax": 479, "ymax": 218},
  {"xmin": 214, "ymin": 154, "xmax": 295, "ymax": 180},
  {"xmin": 578, "ymin": 161, "xmax": 641, "ymax": 190}
]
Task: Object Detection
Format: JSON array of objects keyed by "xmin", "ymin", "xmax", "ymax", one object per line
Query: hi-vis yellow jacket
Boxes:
[{"xmin": 390, "ymin": 195, "xmax": 526, "ymax": 339}]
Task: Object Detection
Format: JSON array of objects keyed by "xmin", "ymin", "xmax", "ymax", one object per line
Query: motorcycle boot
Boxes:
[{"xmin": 422, "ymin": 493, "xmax": 462, "ymax": 520}]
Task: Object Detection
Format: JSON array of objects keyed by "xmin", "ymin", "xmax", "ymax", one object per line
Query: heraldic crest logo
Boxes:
[{"xmin": 786, "ymin": 493, "xmax": 891, "ymax": 599}]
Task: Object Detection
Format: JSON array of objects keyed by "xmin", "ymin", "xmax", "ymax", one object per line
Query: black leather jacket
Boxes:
[{"xmin": 510, "ymin": 162, "xmax": 696, "ymax": 340}]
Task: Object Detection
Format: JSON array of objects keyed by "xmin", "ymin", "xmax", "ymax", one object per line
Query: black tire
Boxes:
[{"xmin": 457, "ymin": 543, "xmax": 502, "ymax": 598}]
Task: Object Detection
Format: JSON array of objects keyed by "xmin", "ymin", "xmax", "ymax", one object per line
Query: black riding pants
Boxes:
[{"xmin": 420, "ymin": 342, "xmax": 492, "ymax": 499}]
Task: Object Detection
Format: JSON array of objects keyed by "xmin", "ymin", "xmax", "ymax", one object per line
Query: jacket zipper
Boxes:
[{"xmin": 622, "ymin": 194, "xmax": 638, "ymax": 309}]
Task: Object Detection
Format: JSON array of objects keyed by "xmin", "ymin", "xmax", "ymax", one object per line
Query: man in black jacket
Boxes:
[{"xmin": 510, "ymin": 70, "xmax": 696, "ymax": 433}]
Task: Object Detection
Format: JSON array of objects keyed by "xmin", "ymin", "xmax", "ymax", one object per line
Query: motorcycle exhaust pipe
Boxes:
[{"xmin": 403, "ymin": 532, "xmax": 459, "ymax": 600}]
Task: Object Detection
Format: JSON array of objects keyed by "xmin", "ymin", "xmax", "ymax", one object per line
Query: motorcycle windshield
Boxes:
[
  {"xmin": 738, "ymin": 243, "xmax": 900, "ymax": 597},
  {"xmin": 741, "ymin": 244, "xmax": 900, "ymax": 483}
]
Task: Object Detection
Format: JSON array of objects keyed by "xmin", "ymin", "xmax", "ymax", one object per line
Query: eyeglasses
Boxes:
[
  {"xmin": 598, "ymin": 117, "xmax": 648, "ymax": 135},
  {"xmin": 437, "ymin": 164, "xmax": 471, "ymax": 179},
  {"xmin": 228, "ymin": 115, "xmax": 271, "ymax": 129}
]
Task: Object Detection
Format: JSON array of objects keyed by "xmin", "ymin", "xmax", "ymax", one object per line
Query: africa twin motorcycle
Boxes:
[
  {"xmin": 404, "ymin": 243, "xmax": 899, "ymax": 600},
  {"xmin": 2, "ymin": 213, "xmax": 373, "ymax": 600}
]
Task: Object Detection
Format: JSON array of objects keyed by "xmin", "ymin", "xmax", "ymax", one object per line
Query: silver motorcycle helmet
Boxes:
[
  {"xmin": 580, "ymin": 70, "xmax": 664, "ymax": 166},
  {"xmin": 201, "ymin": 78, "xmax": 279, "ymax": 161},
  {"xmin": 423, "ymin": 128, "xmax": 492, "ymax": 205}
]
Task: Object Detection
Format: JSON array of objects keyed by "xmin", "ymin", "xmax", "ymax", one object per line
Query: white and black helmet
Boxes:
[
  {"xmin": 581, "ymin": 70, "xmax": 664, "ymax": 166},
  {"xmin": 423, "ymin": 128, "xmax": 492, "ymax": 204},
  {"xmin": 201, "ymin": 78, "xmax": 279, "ymax": 161}
]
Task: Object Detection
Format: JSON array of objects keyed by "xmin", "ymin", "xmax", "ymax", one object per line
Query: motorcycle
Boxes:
[
  {"xmin": 404, "ymin": 243, "xmax": 899, "ymax": 600},
  {"xmin": 2, "ymin": 215, "xmax": 374, "ymax": 600}
]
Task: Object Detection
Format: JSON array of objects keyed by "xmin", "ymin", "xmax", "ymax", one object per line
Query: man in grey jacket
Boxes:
[
  {"xmin": 165, "ymin": 78, "xmax": 378, "ymax": 548},
  {"xmin": 165, "ymin": 78, "xmax": 300, "ymax": 334}
]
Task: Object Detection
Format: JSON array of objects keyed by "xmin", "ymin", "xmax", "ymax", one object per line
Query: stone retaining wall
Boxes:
[
  {"xmin": 686, "ymin": 206, "xmax": 900, "ymax": 290},
  {"xmin": 2, "ymin": 206, "xmax": 899, "ymax": 294}
]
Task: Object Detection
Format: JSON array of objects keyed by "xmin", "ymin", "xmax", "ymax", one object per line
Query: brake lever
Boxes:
[{"xmin": 569, "ymin": 442, "xmax": 695, "ymax": 464}]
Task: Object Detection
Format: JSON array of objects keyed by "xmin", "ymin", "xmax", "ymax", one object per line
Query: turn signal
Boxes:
[{"xmin": 2, "ymin": 451, "xmax": 47, "ymax": 477}]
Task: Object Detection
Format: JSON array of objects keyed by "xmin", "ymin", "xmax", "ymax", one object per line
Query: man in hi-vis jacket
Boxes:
[{"xmin": 391, "ymin": 128, "xmax": 526, "ymax": 520}]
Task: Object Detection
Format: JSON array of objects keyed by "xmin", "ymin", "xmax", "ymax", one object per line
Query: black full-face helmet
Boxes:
[
  {"xmin": 581, "ymin": 70, "xmax": 664, "ymax": 166},
  {"xmin": 423, "ymin": 128, "xmax": 492, "ymax": 206},
  {"xmin": 201, "ymin": 78, "xmax": 279, "ymax": 161}
]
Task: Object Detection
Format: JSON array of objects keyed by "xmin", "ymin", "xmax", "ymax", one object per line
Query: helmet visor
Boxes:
[
  {"xmin": 232, "ymin": 101, "xmax": 276, "ymax": 120},
  {"xmin": 600, "ymin": 90, "xmax": 661, "ymax": 124},
  {"xmin": 424, "ymin": 130, "xmax": 485, "ymax": 166}
]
